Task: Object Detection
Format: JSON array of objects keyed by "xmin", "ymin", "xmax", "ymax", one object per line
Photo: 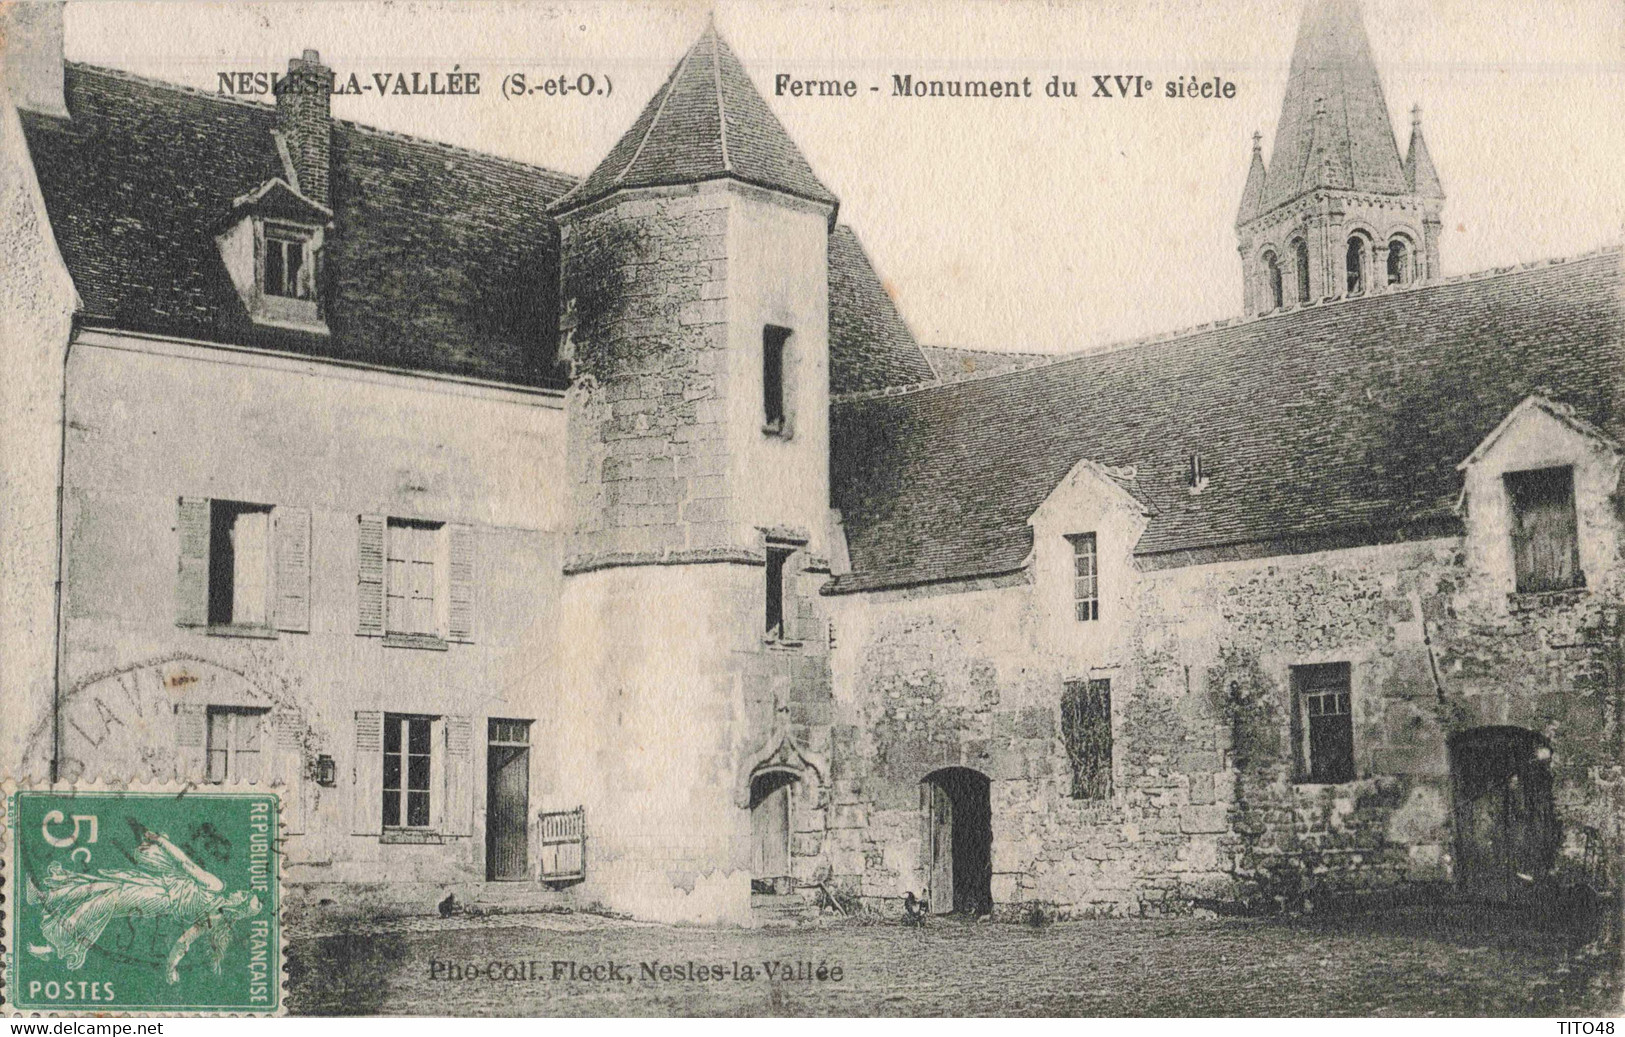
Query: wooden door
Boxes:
[
  {"xmin": 485, "ymin": 720, "xmax": 531, "ymax": 881},
  {"xmin": 1451, "ymin": 728, "xmax": 1556, "ymax": 902},
  {"xmin": 750, "ymin": 772, "xmax": 794, "ymax": 892}
]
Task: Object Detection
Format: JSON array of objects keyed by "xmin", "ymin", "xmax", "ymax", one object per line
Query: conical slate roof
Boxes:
[
  {"xmin": 1236, "ymin": 133, "xmax": 1268, "ymax": 225},
  {"xmin": 1404, "ymin": 109, "xmax": 1445, "ymax": 199},
  {"xmin": 553, "ymin": 24, "xmax": 836, "ymax": 214},
  {"xmin": 1261, "ymin": 0, "xmax": 1408, "ymax": 208}
]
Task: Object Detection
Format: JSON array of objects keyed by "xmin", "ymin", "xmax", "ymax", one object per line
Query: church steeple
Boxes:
[
  {"xmin": 1236, "ymin": 0, "xmax": 1444, "ymax": 315},
  {"xmin": 1403, "ymin": 105, "xmax": 1445, "ymax": 199}
]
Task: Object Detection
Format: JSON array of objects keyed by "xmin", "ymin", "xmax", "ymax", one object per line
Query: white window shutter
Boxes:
[
  {"xmin": 175, "ymin": 702, "xmax": 207, "ymax": 780},
  {"xmin": 446, "ymin": 524, "xmax": 475, "ymax": 643},
  {"xmin": 272, "ymin": 711, "xmax": 307, "ymax": 835},
  {"xmin": 273, "ymin": 505, "xmax": 311, "ymax": 633},
  {"xmin": 351, "ymin": 710, "xmax": 383, "ymax": 836},
  {"xmin": 443, "ymin": 716, "xmax": 473, "ymax": 836},
  {"xmin": 176, "ymin": 497, "xmax": 211, "ymax": 626},
  {"xmin": 356, "ymin": 515, "xmax": 385, "ymax": 636}
]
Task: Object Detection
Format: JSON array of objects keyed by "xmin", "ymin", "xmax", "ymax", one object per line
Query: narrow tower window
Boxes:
[
  {"xmin": 765, "ymin": 545, "xmax": 793, "ymax": 638},
  {"xmin": 1346, "ymin": 235, "xmax": 1367, "ymax": 295},
  {"xmin": 1263, "ymin": 251, "xmax": 1282, "ymax": 311},
  {"xmin": 1293, "ymin": 239, "xmax": 1311, "ymax": 303},
  {"xmin": 763, "ymin": 325, "xmax": 791, "ymax": 433},
  {"xmin": 1386, "ymin": 237, "xmax": 1411, "ymax": 286}
]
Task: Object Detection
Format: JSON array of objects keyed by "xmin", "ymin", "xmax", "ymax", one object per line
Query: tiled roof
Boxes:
[
  {"xmin": 552, "ymin": 25, "xmax": 836, "ymax": 215},
  {"xmin": 22, "ymin": 62, "xmax": 911, "ymax": 395},
  {"xmin": 920, "ymin": 344, "xmax": 1054, "ymax": 384},
  {"xmin": 828, "ymin": 226, "xmax": 935, "ymax": 394},
  {"xmin": 829, "ymin": 249, "xmax": 1624, "ymax": 593},
  {"xmin": 21, "ymin": 63, "xmax": 577, "ymax": 386},
  {"xmin": 1261, "ymin": 0, "xmax": 1408, "ymax": 209}
]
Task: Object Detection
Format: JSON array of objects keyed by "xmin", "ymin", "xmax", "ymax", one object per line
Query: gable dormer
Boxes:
[
  {"xmin": 1457, "ymin": 396, "xmax": 1623, "ymax": 601},
  {"xmin": 215, "ymin": 177, "xmax": 332, "ymax": 334}
]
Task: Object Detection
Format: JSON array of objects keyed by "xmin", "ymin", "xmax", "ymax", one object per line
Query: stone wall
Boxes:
[
  {"xmin": 559, "ymin": 187, "xmax": 736, "ymax": 565},
  {"xmin": 830, "ymin": 527, "xmax": 1623, "ymax": 916}
]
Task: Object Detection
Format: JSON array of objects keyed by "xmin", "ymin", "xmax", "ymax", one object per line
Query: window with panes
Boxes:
[
  {"xmin": 206, "ymin": 706, "xmax": 268, "ymax": 782},
  {"xmin": 386, "ymin": 519, "xmax": 443, "ymax": 636},
  {"xmin": 383, "ymin": 713, "xmax": 434, "ymax": 828},
  {"xmin": 1068, "ymin": 532, "xmax": 1099, "ymax": 622}
]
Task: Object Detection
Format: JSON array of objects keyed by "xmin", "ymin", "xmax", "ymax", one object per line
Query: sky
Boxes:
[{"xmin": 64, "ymin": 0, "xmax": 1625, "ymax": 355}]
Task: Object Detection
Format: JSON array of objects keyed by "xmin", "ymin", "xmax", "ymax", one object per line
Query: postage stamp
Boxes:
[{"xmin": 2, "ymin": 785, "xmax": 281, "ymax": 1015}]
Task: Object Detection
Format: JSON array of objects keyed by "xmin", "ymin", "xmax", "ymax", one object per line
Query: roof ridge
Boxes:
[
  {"xmin": 614, "ymin": 38, "xmax": 692, "ymax": 186},
  {"xmin": 66, "ymin": 60, "xmax": 271, "ymax": 113},
  {"xmin": 831, "ymin": 244, "xmax": 1624, "ymax": 406},
  {"xmin": 64, "ymin": 61, "xmax": 580, "ymax": 186},
  {"xmin": 710, "ymin": 28, "xmax": 732, "ymax": 173},
  {"xmin": 925, "ymin": 343, "xmax": 1053, "ymax": 359}
]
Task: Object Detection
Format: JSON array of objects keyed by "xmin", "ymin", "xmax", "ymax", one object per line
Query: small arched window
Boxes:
[
  {"xmin": 1346, "ymin": 235, "xmax": 1368, "ymax": 295},
  {"xmin": 1387, "ymin": 237, "xmax": 1411, "ymax": 286},
  {"xmin": 1293, "ymin": 239, "xmax": 1310, "ymax": 303},
  {"xmin": 1263, "ymin": 251, "xmax": 1283, "ymax": 311}
]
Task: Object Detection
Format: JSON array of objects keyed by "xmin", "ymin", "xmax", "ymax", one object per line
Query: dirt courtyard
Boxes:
[{"xmin": 286, "ymin": 902, "xmax": 1620, "ymax": 1016}]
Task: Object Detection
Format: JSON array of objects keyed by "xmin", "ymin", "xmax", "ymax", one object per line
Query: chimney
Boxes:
[
  {"xmin": 276, "ymin": 49, "xmax": 331, "ymax": 206},
  {"xmin": 0, "ymin": 1, "xmax": 69, "ymax": 118}
]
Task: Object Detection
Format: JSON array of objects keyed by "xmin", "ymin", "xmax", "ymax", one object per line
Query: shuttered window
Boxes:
[
  {"xmin": 360, "ymin": 517, "xmax": 474, "ymax": 642},
  {"xmin": 383, "ymin": 713, "xmax": 434, "ymax": 828},
  {"xmin": 387, "ymin": 520, "xmax": 441, "ymax": 636},
  {"xmin": 206, "ymin": 706, "xmax": 268, "ymax": 782},
  {"xmin": 176, "ymin": 498, "xmax": 309, "ymax": 633},
  {"xmin": 1506, "ymin": 466, "xmax": 1582, "ymax": 593}
]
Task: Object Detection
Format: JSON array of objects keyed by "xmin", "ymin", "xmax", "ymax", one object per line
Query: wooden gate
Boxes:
[{"xmin": 539, "ymin": 806, "xmax": 586, "ymax": 882}]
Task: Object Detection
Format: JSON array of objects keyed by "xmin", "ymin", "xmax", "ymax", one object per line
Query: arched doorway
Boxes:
[
  {"xmin": 920, "ymin": 767, "xmax": 992, "ymax": 915},
  {"xmin": 748, "ymin": 769, "xmax": 798, "ymax": 894},
  {"xmin": 1448, "ymin": 727, "xmax": 1557, "ymax": 902}
]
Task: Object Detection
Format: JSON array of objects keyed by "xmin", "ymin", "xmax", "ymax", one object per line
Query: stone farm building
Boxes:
[{"xmin": 1, "ymin": 0, "xmax": 1620, "ymax": 924}]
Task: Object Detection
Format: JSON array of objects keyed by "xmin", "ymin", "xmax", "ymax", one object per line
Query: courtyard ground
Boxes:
[{"xmin": 285, "ymin": 901, "xmax": 1621, "ymax": 1016}]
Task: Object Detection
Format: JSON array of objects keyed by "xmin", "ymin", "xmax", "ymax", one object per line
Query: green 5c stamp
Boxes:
[{"xmin": 4, "ymin": 787, "xmax": 280, "ymax": 1014}]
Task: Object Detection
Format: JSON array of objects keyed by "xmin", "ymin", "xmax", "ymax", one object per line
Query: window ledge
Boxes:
[
  {"xmin": 382, "ymin": 633, "xmax": 450, "ymax": 651},
  {"xmin": 763, "ymin": 636, "xmax": 804, "ymax": 650},
  {"xmin": 380, "ymin": 828, "xmax": 444, "ymax": 845},
  {"xmin": 762, "ymin": 420, "xmax": 793, "ymax": 440},
  {"xmin": 1508, "ymin": 587, "xmax": 1588, "ymax": 612},
  {"xmin": 1291, "ymin": 779, "xmax": 1358, "ymax": 790},
  {"xmin": 207, "ymin": 623, "xmax": 278, "ymax": 640}
]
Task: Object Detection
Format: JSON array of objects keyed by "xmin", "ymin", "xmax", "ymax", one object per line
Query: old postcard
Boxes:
[{"xmin": 0, "ymin": 0, "xmax": 1620, "ymax": 1019}]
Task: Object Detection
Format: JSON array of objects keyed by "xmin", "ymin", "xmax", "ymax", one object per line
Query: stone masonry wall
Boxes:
[
  {"xmin": 831, "ymin": 533, "xmax": 1623, "ymax": 917},
  {"xmin": 559, "ymin": 188, "xmax": 735, "ymax": 566}
]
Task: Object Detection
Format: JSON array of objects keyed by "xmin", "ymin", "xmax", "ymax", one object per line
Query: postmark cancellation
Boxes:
[{"xmin": 1, "ymin": 783, "xmax": 283, "ymax": 1015}]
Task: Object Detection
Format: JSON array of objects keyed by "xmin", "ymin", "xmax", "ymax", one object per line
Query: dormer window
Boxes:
[
  {"xmin": 264, "ymin": 222, "xmax": 315, "ymax": 300},
  {"xmin": 215, "ymin": 177, "xmax": 331, "ymax": 334}
]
